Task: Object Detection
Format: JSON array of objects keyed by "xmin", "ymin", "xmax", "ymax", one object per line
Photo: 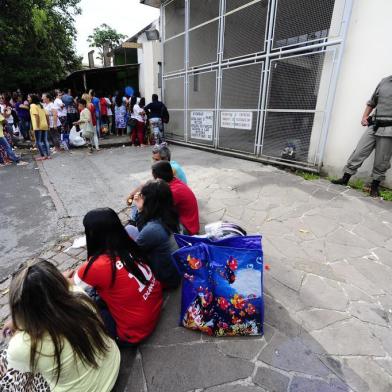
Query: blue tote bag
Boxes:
[{"xmin": 172, "ymin": 234, "xmax": 263, "ymax": 337}]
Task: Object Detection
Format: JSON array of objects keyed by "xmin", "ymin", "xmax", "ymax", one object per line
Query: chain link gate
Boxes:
[{"xmin": 161, "ymin": 0, "xmax": 352, "ymax": 169}]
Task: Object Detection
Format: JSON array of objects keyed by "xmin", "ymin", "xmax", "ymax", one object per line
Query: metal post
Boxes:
[
  {"xmin": 316, "ymin": 0, "xmax": 354, "ymax": 170},
  {"xmin": 256, "ymin": 0, "xmax": 276, "ymax": 156},
  {"xmin": 214, "ymin": 0, "xmax": 225, "ymax": 149},
  {"xmin": 184, "ymin": 0, "xmax": 189, "ymax": 142},
  {"xmin": 161, "ymin": 3, "xmax": 165, "ymax": 103}
]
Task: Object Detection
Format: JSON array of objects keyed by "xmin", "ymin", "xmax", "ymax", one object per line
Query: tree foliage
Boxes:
[
  {"xmin": 87, "ymin": 24, "xmax": 127, "ymax": 64},
  {"xmin": 0, "ymin": 0, "xmax": 83, "ymax": 91}
]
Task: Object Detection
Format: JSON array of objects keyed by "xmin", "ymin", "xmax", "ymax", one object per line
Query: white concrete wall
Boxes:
[
  {"xmin": 137, "ymin": 21, "xmax": 162, "ymax": 102},
  {"xmin": 323, "ymin": 0, "xmax": 392, "ymax": 186}
]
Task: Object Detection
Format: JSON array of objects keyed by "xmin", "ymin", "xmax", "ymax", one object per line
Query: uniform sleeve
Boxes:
[
  {"xmin": 367, "ymin": 82, "xmax": 381, "ymax": 108},
  {"xmin": 74, "ymin": 258, "xmax": 112, "ymax": 290}
]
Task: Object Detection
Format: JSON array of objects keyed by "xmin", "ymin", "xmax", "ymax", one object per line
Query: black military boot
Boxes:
[
  {"xmin": 331, "ymin": 173, "xmax": 351, "ymax": 186},
  {"xmin": 369, "ymin": 180, "xmax": 381, "ymax": 197}
]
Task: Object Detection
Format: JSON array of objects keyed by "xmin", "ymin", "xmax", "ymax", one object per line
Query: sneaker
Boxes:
[{"xmin": 16, "ymin": 161, "xmax": 28, "ymax": 166}]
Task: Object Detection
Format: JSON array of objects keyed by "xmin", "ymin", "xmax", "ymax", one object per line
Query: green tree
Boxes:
[
  {"xmin": 87, "ymin": 24, "xmax": 127, "ymax": 65},
  {"xmin": 0, "ymin": 0, "xmax": 82, "ymax": 91}
]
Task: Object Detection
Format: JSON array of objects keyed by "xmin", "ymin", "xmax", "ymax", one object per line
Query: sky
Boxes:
[{"xmin": 74, "ymin": 0, "xmax": 160, "ymax": 64}]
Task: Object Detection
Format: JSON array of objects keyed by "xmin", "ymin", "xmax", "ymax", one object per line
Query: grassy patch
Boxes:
[
  {"xmin": 296, "ymin": 171, "xmax": 320, "ymax": 181},
  {"xmin": 296, "ymin": 171, "xmax": 392, "ymax": 201},
  {"xmin": 348, "ymin": 178, "xmax": 365, "ymax": 190},
  {"xmin": 380, "ymin": 189, "xmax": 392, "ymax": 201}
]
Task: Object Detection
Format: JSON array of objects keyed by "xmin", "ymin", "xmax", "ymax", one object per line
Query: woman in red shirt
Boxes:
[
  {"xmin": 152, "ymin": 161, "xmax": 200, "ymax": 235},
  {"xmin": 74, "ymin": 208, "xmax": 163, "ymax": 346}
]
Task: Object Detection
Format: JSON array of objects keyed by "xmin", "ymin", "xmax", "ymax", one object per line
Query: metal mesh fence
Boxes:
[
  {"xmin": 161, "ymin": 0, "xmax": 348, "ymax": 166},
  {"xmin": 189, "ymin": 21, "xmax": 219, "ymax": 67},
  {"xmin": 189, "ymin": 0, "xmax": 220, "ymax": 28},
  {"xmin": 164, "ymin": 35, "xmax": 185, "ymax": 73},
  {"xmin": 219, "ymin": 63, "xmax": 263, "ymax": 152},
  {"xmin": 164, "ymin": 76, "xmax": 185, "ymax": 108},
  {"xmin": 267, "ymin": 52, "xmax": 326, "ymax": 110},
  {"xmin": 187, "ymin": 71, "xmax": 217, "ymax": 145},
  {"xmin": 221, "ymin": 63, "xmax": 263, "ymax": 109},
  {"xmin": 164, "ymin": 0, "xmax": 186, "ymax": 39},
  {"xmin": 226, "ymin": 0, "xmax": 253, "ymax": 13},
  {"xmin": 262, "ymin": 112, "xmax": 315, "ymax": 162},
  {"xmin": 189, "ymin": 71, "xmax": 216, "ymax": 108},
  {"xmin": 223, "ymin": 1, "xmax": 268, "ymax": 59},
  {"xmin": 219, "ymin": 112, "xmax": 258, "ymax": 153},
  {"xmin": 165, "ymin": 110, "xmax": 185, "ymax": 140},
  {"xmin": 273, "ymin": 0, "xmax": 336, "ymax": 48}
]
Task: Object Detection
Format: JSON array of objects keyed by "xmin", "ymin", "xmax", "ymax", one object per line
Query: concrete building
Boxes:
[
  {"xmin": 136, "ymin": 19, "xmax": 162, "ymax": 102},
  {"xmin": 112, "ymin": 19, "xmax": 162, "ymax": 100},
  {"xmin": 140, "ymin": 0, "xmax": 392, "ymax": 187}
]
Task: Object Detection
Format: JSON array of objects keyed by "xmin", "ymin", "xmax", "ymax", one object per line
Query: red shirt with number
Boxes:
[
  {"xmin": 169, "ymin": 178, "xmax": 200, "ymax": 235},
  {"xmin": 75, "ymin": 255, "xmax": 163, "ymax": 343}
]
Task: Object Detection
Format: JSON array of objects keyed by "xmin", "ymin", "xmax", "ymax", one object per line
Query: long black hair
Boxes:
[
  {"xmin": 30, "ymin": 94, "xmax": 43, "ymax": 108},
  {"xmin": 138, "ymin": 180, "xmax": 179, "ymax": 234},
  {"xmin": 129, "ymin": 96, "xmax": 137, "ymax": 113},
  {"xmin": 115, "ymin": 95, "xmax": 123, "ymax": 107},
  {"xmin": 10, "ymin": 260, "xmax": 110, "ymax": 385},
  {"xmin": 83, "ymin": 208, "xmax": 147, "ymax": 285}
]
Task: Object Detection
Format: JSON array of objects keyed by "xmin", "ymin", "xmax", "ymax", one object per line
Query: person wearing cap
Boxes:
[{"xmin": 331, "ymin": 76, "xmax": 392, "ymax": 197}]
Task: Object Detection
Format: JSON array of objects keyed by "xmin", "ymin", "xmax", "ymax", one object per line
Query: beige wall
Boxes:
[
  {"xmin": 137, "ymin": 21, "xmax": 162, "ymax": 102},
  {"xmin": 323, "ymin": 0, "xmax": 392, "ymax": 186}
]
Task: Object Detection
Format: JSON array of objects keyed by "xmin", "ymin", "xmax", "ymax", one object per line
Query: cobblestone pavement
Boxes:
[{"xmin": 1, "ymin": 146, "xmax": 392, "ymax": 392}]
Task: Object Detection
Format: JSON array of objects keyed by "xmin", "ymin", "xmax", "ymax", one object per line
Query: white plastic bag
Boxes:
[{"xmin": 69, "ymin": 126, "xmax": 86, "ymax": 147}]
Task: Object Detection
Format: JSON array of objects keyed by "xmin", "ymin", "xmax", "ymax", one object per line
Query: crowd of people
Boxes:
[
  {"xmin": 0, "ymin": 144, "xmax": 199, "ymax": 391},
  {"xmin": 0, "ymin": 89, "xmax": 169, "ymax": 164}
]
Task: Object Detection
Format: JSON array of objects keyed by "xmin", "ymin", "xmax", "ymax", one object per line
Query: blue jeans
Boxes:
[
  {"xmin": 95, "ymin": 117, "xmax": 101, "ymax": 138},
  {"xmin": 19, "ymin": 119, "xmax": 31, "ymax": 140},
  {"xmin": 0, "ymin": 136, "xmax": 20, "ymax": 163},
  {"xmin": 35, "ymin": 130, "xmax": 50, "ymax": 157}
]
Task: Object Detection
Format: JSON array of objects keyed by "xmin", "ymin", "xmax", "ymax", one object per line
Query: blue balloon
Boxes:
[{"xmin": 125, "ymin": 86, "xmax": 134, "ymax": 97}]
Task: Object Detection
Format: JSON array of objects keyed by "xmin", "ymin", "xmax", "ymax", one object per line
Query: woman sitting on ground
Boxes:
[
  {"xmin": 73, "ymin": 99, "xmax": 97, "ymax": 153},
  {"xmin": 126, "ymin": 180, "xmax": 181, "ymax": 289},
  {"xmin": 74, "ymin": 208, "xmax": 163, "ymax": 345},
  {"xmin": 152, "ymin": 161, "xmax": 200, "ymax": 235},
  {"xmin": 0, "ymin": 260, "xmax": 120, "ymax": 392}
]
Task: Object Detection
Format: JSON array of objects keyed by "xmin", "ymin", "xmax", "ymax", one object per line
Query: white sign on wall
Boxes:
[
  {"xmin": 190, "ymin": 111, "xmax": 214, "ymax": 141},
  {"xmin": 221, "ymin": 111, "xmax": 253, "ymax": 130}
]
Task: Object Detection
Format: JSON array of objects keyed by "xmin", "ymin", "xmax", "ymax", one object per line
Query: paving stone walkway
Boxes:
[{"xmin": 1, "ymin": 147, "xmax": 392, "ymax": 392}]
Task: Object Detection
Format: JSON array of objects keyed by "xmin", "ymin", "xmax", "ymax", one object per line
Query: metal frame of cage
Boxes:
[{"xmin": 161, "ymin": 0, "xmax": 353, "ymax": 170}]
